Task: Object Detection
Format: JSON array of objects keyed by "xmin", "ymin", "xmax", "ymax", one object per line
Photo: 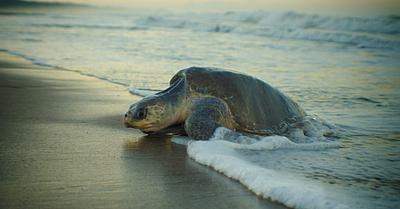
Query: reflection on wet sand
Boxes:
[{"xmin": 122, "ymin": 135, "xmax": 288, "ymax": 209}]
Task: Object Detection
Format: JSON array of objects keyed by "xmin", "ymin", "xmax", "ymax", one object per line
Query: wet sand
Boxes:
[{"xmin": 0, "ymin": 52, "xmax": 288, "ymax": 209}]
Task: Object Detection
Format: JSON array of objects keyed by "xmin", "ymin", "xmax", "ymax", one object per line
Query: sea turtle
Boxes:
[{"xmin": 124, "ymin": 67, "xmax": 306, "ymax": 140}]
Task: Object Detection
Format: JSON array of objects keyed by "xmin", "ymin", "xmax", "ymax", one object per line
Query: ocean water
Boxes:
[{"xmin": 1, "ymin": 7, "xmax": 399, "ymax": 209}]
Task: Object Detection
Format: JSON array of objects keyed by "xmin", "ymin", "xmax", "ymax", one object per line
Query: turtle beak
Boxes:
[{"xmin": 141, "ymin": 130, "xmax": 155, "ymax": 135}]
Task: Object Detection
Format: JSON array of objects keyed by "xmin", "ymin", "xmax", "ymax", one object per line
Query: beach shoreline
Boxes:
[{"xmin": 0, "ymin": 52, "xmax": 288, "ymax": 209}]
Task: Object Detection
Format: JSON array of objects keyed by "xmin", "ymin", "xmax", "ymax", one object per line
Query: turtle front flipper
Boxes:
[{"xmin": 184, "ymin": 97, "xmax": 234, "ymax": 140}]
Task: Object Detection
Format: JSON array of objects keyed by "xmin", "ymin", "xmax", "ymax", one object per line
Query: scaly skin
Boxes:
[{"xmin": 185, "ymin": 97, "xmax": 234, "ymax": 140}]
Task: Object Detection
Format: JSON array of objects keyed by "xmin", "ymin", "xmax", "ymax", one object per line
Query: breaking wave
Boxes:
[
  {"xmin": 135, "ymin": 11, "xmax": 400, "ymax": 50},
  {"xmin": 34, "ymin": 23, "xmax": 146, "ymax": 31},
  {"xmin": 171, "ymin": 116, "xmax": 347, "ymax": 209},
  {"xmin": 187, "ymin": 136, "xmax": 346, "ymax": 209},
  {"xmin": 171, "ymin": 114, "xmax": 396, "ymax": 209}
]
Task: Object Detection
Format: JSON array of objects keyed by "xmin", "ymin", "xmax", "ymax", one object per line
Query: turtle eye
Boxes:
[{"xmin": 134, "ymin": 108, "xmax": 147, "ymax": 120}]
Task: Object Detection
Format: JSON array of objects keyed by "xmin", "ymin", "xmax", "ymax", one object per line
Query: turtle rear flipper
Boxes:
[{"xmin": 184, "ymin": 97, "xmax": 234, "ymax": 140}]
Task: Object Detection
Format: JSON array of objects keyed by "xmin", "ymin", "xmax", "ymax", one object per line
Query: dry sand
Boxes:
[{"xmin": 0, "ymin": 52, "xmax": 288, "ymax": 209}]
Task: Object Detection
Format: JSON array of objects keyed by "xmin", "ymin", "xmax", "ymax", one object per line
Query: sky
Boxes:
[{"xmin": 30, "ymin": 0, "xmax": 400, "ymax": 15}]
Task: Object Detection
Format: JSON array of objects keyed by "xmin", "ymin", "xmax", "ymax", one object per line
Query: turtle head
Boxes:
[
  {"xmin": 124, "ymin": 93, "xmax": 187, "ymax": 134},
  {"xmin": 125, "ymin": 77, "xmax": 187, "ymax": 134}
]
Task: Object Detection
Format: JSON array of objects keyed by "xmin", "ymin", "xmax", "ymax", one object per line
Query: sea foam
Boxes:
[
  {"xmin": 171, "ymin": 124, "xmax": 345, "ymax": 209},
  {"xmin": 182, "ymin": 127, "xmax": 346, "ymax": 209},
  {"xmin": 128, "ymin": 86, "xmax": 159, "ymax": 97}
]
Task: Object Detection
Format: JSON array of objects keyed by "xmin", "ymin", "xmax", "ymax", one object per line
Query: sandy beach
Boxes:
[
  {"xmin": 1, "ymin": 1, "xmax": 399, "ymax": 207},
  {"xmin": 0, "ymin": 52, "xmax": 288, "ymax": 209}
]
